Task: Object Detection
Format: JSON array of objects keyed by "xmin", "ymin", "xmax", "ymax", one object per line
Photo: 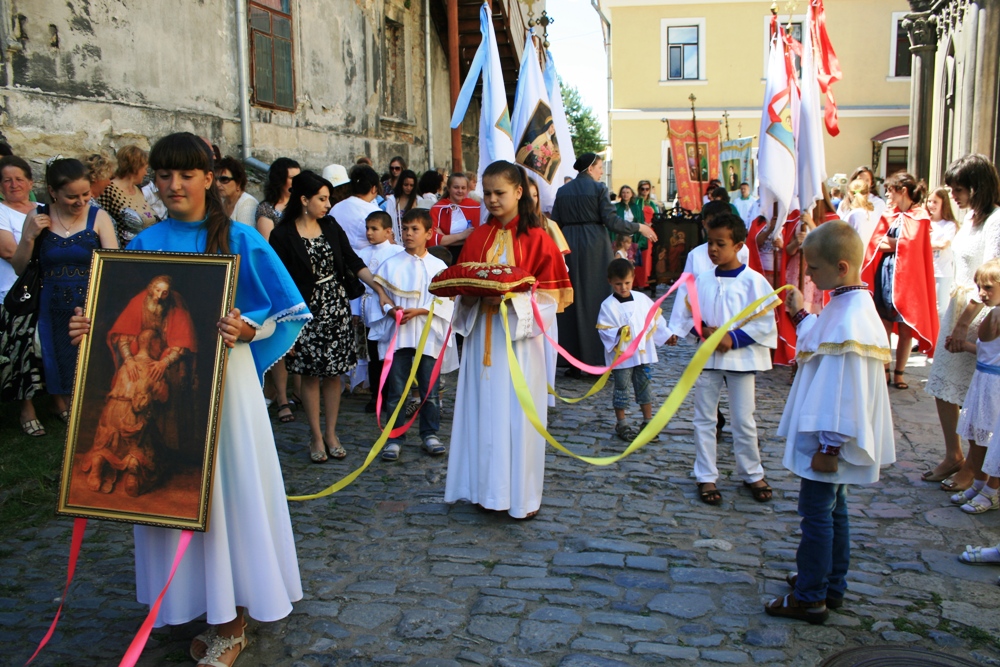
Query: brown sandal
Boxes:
[
  {"xmin": 744, "ymin": 480, "xmax": 773, "ymax": 502},
  {"xmin": 276, "ymin": 404, "xmax": 295, "ymax": 423},
  {"xmin": 698, "ymin": 482, "xmax": 722, "ymax": 505}
]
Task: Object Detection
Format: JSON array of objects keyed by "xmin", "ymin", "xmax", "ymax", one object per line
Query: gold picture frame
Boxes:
[{"xmin": 57, "ymin": 250, "xmax": 239, "ymax": 531}]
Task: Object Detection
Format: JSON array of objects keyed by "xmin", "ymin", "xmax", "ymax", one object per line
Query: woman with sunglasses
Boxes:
[
  {"xmin": 550, "ymin": 153, "xmax": 657, "ymax": 370},
  {"xmin": 216, "ymin": 157, "xmax": 259, "ymax": 227},
  {"xmin": 382, "ymin": 156, "xmax": 407, "ymax": 197}
]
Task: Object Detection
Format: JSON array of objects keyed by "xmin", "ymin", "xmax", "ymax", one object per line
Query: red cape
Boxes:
[
  {"xmin": 458, "ymin": 216, "xmax": 574, "ymax": 312},
  {"xmin": 862, "ymin": 206, "xmax": 939, "ymax": 356},
  {"xmin": 429, "ymin": 198, "xmax": 483, "ymax": 246},
  {"xmin": 772, "ymin": 211, "xmax": 802, "ymax": 365},
  {"xmin": 108, "ymin": 290, "xmax": 198, "ymax": 357}
]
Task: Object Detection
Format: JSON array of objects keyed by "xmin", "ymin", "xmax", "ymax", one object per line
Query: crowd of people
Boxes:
[{"xmin": 3, "ymin": 132, "xmax": 1000, "ymax": 663}]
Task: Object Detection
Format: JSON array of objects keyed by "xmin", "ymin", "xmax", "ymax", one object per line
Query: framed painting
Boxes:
[
  {"xmin": 57, "ymin": 250, "xmax": 239, "ymax": 531},
  {"xmin": 651, "ymin": 217, "xmax": 700, "ymax": 286}
]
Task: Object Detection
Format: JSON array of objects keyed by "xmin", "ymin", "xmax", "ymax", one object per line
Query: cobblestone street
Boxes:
[{"xmin": 4, "ymin": 311, "xmax": 1000, "ymax": 666}]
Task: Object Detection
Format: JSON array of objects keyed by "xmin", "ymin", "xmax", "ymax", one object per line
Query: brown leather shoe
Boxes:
[
  {"xmin": 764, "ymin": 592, "xmax": 829, "ymax": 624},
  {"xmin": 786, "ymin": 573, "xmax": 844, "ymax": 609}
]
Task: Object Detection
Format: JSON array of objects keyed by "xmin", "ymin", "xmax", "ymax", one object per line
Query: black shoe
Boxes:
[
  {"xmin": 564, "ymin": 367, "xmax": 582, "ymax": 379},
  {"xmin": 364, "ymin": 400, "xmax": 377, "ymax": 414},
  {"xmin": 786, "ymin": 573, "xmax": 844, "ymax": 609}
]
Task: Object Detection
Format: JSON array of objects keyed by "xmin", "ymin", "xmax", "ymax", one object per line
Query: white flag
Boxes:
[
  {"xmin": 757, "ymin": 20, "xmax": 799, "ymax": 231},
  {"xmin": 543, "ymin": 51, "xmax": 578, "ymax": 197},
  {"xmin": 450, "ymin": 2, "xmax": 515, "ymax": 187},
  {"xmin": 512, "ymin": 33, "xmax": 563, "ymax": 213},
  {"xmin": 797, "ymin": 4, "xmax": 826, "ymax": 216}
]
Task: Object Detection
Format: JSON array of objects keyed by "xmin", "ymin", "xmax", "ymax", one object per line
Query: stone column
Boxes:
[
  {"xmin": 972, "ymin": 0, "xmax": 1000, "ymax": 159},
  {"xmin": 904, "ymin": 7, "xmax": 938, "ymax": 181}
]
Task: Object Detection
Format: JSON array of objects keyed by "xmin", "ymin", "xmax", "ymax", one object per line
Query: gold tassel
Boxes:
[{"xmin": 481, "ymin": 301, "xmax": 500, "ymax": 367}]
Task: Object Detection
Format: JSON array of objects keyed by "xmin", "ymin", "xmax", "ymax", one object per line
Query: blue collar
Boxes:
[{"xmin": 715, "ymin": 264, "xmax": 747, "ymax": 278}]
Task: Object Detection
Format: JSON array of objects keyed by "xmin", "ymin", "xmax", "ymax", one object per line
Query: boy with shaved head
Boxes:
[{"xmin": 765, "ymin": 221, "xmax": 896, "ymax": 624}]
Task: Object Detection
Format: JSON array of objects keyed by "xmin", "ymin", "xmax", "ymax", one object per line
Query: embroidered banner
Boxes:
[
  {"xmin": 668, "ymin": 120, "xmax": 722, "ymax": 211},
  {"xmin": 720, "ymin": 137, "xmax": 754, "ymax": 194}
]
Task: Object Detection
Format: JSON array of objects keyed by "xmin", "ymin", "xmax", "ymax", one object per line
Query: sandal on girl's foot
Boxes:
[
  {"xmin": 309, "ymin": 448, "xmax": 327, "ymax": 464},
  {"xmin": 326, "ymin": 438, "xmax": 347, "ymax": 459},
  {"xmin": 960, "ymin": 492, "xmax": 1000, "ymax": 514},
  {"xmin": 959, "ymin": 544, "xmax": 1000, "ymax": 565},
  {"xmin": 191, "ymin": 619, "xmax": 248, "ymax": 662},
  {"xmin": 20, "ymin": 419, "xmax": 46, "ymax": 437},
  {"xmin": 198, "ymin": 628, "xmax": 251, "ymax": 667},
  {"xmin": 892, "ymin": 370, "xmax": 909, "ymax": 389},
  {"xmin": 697, "ymin": 482, "xmax": 722, "ymax": 506},
  {"xmin": 785, "ymin": 573, "xmax": 844, "ymax": 609},
  {"xmin": 764, "ymin": 593, "xmax": 829, "ymax": 624},
  {"xmin": 951, "ymin": 484, "xmax": 984, "ymax": 505},
  {"xmin": 743, "ymin": 480, "xmax": 773, "ymax": 502},
  {"xmin": 55, "ymin": 409, "xmax": 70, "ymax": 424},
  {"xmin": 921, "ymin": 461, "xmax": 964, "ymax": 483},
  {"xmin": 276, "ymin": 404, "xmax": 295, "ymax": 423}
]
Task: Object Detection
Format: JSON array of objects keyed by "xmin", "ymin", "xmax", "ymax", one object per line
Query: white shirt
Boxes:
[
  {"xmin": 357, "ymin": 240, "xmax": 405, "ymax": 322},
  {"xmin": 930, "ymin": 219, "xmax": 958, "ymax": 278},
  {"xmin": 0, "ymin": 202, "xmax": 36, "ymax": 299},
  {"xmin": 597, "ymin": 291, "xmax": 669, "ymax": 368},
  {"xmin": 141, "ymin": 182, "xmax": 167, "ymax": 221},
  {"xmin": 232, "ymin": 191, "xmax": 260, "ymax": 227},
  {"xmin": 331, "ymin": 196, "xmax": 381, "ymax": 251},
  {"xmin": 733, "ymin": 196, "xmax": 758, "ymax": 228}
]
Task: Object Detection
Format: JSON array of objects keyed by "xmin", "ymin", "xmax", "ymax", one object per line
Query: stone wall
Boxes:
[{"xmin": 0, "ymin": 0, "xmax": 476, "ymax": 175}]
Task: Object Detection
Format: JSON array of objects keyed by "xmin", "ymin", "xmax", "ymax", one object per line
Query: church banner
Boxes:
[
  {"xmin": 720, "ymin": 137, "xmax": 754, "ymax": 194},
  {"xmin": 667, "ymin": 119, "xmax": 722, "ymax": 211},
  {"xmin": 57, "ymin": 250, "xmax": 238, "ymax": 531}
]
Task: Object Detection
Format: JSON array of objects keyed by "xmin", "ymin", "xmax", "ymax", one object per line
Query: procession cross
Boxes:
[{"xmin": 722, "ymin": 110, "xmax": 731, "ymax": 141}]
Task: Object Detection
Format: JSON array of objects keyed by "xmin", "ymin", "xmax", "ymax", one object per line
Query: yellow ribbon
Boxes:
[
  {"xmin": 500, "ymin": 286, "xmax": 791, "ymax": 466},
  {"xmin": 287, "ymin": 301, "xmax": 437, "ymax": 501}
]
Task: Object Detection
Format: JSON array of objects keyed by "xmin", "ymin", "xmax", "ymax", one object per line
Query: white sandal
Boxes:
[
  {"xmin": 951, "ymin": 486, "xmax": 981, "ymax": 505},
  {"xmin": 197, "ymin": 629, "xmax": 250, "ymax": 667},
  {"xmin": 959, "ymin": 545, "xmax": 1000, "ymax": 565},
  {"xmin": 960, "ymin": 492, "xmax": 1000, "ymax": 514}
]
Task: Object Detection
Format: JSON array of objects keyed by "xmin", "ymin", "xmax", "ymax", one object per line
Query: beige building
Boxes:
[
  {"xmin": 0, "ymin": 0, "xmax": 533, "ymax": 177},
  {"xmin": 602, "ymin": 0, "xmax": 913, "ymax": 200}
]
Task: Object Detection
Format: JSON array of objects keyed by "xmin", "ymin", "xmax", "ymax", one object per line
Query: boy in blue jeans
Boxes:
[
  {"xmin": 765, "ymin": 221, "xmax": 895, "ymax": 623},
  {"xmin": 370, "ymin": 208, "xmax": 454, "ymax": 461}
]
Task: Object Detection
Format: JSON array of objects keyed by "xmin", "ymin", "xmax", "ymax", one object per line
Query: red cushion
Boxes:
[{"xmin": 429, "ymin": 262, "xmax": 536, "ymax": 297}]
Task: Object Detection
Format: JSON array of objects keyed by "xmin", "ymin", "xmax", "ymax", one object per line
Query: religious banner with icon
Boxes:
[
  {"xmin": 720, "ymin": 137, "xmax": 755, "ymax": 194},
  {"xmin": 667, "ymin": 120, "xmax": 722, "ymax": 211}
]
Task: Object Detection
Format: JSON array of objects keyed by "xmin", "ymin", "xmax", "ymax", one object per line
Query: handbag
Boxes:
[{"xmin": 3, "ymin": 206, "xmax": 47, "ymax": 316}]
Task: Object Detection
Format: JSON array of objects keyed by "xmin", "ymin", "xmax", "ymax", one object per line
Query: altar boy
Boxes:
[
  {"xmin": 369, "ymin": 208, "xmax": 455, "ymax": 462},
  {"xmin": 765, "ymin": 221, "xmax": 894, "ymax": 624},
  {"xmin": 669, "ymin": 213, "xmax": 778, "ymax": 506}
]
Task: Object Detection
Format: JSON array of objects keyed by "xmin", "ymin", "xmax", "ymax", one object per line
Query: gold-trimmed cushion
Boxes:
[{"xmin": 429, "ymin": 262, "xmax": 536, "ymax": 297}]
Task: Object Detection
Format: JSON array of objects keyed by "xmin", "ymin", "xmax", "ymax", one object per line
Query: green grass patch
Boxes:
[
  {"xmin": 0, "ymin": 397, "xmax": 67, "ymax": 531},
  {"xmin": 858, "ymin": 616, "xmax": 875, "ymax": 632},
  {"xmin": 892, "ymin": 617, "xmax": 926, "ymax": 636}
]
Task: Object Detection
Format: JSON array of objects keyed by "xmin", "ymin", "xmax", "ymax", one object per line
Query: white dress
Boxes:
[
  {"xmin": 134, "ymin": 342, "xmax": 302, "ymax": 626},
  {"xmin": 956, "ymin": 329, "xmax": 1000, "ymax": 445},
  {"xmin": 926, "ymin": 208, "xmax": 1000, "ymax": 405},
  {"xmin": 444, "ymin": 257, "xmax": 557, "ymax": 518}
]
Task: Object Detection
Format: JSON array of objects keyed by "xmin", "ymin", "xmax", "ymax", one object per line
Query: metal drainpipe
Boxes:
[
  {"xmin": 425, "ymin": 0, "xmax": 435, "ymax": 171},
  {"xmin": 235, "ymin": 0, "xmax": 270, "ymax": 173}
]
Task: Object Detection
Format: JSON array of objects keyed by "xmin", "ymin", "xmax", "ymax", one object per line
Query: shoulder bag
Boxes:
[{"xmin": 3, "ymin": 206, "xmax": 48, "ymax": 316}]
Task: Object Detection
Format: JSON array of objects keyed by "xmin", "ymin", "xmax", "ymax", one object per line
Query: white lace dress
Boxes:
[
  {"xmin": 925, "ymin": 208, "xmax": 1000, "ymax": 405},
  {"xmin": 956, "ymin": 329, "xmax": 1000, "ymax": 444}
]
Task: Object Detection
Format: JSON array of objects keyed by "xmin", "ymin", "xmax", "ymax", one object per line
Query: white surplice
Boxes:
[
  {"xmin": 443, "ymin": 236, "xmax": 557, "ymax": 518},
  {"xmin": 369, "ymin": 250, "xmax": 457, "ymax": 372},
  {"xmin": 778, "ymin": 289, "xmax": 895, "ymax": 484},
  {"xmin": 667, "ymin": 242, "xmax": 750, "ymax": 338},
  {"xmin": 596, "ymin": 291, "xmax": 670, "ymax": 368},
  {"xmin": 358, "ymin": 240, "xmax": 406, "ymax": 325}
]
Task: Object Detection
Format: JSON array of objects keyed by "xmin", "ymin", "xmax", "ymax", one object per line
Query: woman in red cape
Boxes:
[{"xmin": 862, "ymin": 172, "xmax": 938, "ymax": 388}]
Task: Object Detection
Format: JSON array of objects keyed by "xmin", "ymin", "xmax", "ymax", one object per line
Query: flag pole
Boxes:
[{"xmin": 689, "ymin": 94, "xmax": 704, "ymax": 211}]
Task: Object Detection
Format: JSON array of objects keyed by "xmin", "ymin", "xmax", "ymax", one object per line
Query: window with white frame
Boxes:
[
  {"xmin": 660, "ymin": 18, "xmax": 706, "ymax": 83},
  {"xmin": 889, "ymin": 12, "xmax": 912, "ymax": 78}
]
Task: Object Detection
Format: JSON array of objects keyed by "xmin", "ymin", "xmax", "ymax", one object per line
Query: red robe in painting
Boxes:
[
  {"xmin": 862, "ymin": 205, "xmax": 939, "ymax": 356},
  {"xmin": 458, "ymin": 216, "xmax": 574, "ymax": 313}
]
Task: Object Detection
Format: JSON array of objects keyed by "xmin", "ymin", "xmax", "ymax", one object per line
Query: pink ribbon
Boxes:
[
  {"xmin": 118, "ymin": 530, "xmax": 193, "ymax": 667},
  {"xmin": 375, "ymin": 309, "xmax": 453, "ymax": 438},
  {"xmin": 532, "ymin": 272, "xmax": 701, "ymax": 374},
  {"xmin": 24, "ymin": 517, "xmax": 87, "ymax": 665}
]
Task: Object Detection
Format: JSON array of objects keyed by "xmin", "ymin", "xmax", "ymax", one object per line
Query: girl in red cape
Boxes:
[{"xmin": 862, "ymin": 172, "xmax": 939, "ymax": 389}]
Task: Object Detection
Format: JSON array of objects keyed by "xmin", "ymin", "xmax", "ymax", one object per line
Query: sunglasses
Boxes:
[
  {"xmin": 390, "ymin": 166, "xmax": 402, "ymax": 172},
  {"xmin": 216, "ymin": 176, "xmax": 234, "ymax": 184}
]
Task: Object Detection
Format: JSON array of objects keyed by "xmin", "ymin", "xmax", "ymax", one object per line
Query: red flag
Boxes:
[{"xmin": 811, "ymin": 0, "xmax": 842, "ymax": 136}]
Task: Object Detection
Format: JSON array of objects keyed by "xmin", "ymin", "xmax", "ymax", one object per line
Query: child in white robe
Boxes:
[
  {"xmin": 369, "ymin": 208, "xmax": 454, "ymax": 461},
  {"xmin": 669, "ymin": 213, "xmax": 777, "ymax": 506},
  {"xmin": 358, "ymin": 211, "xmax": 405, "ymax": 412},
  {"xmin": 765, "ymin": 221, "xmax": 895, "ymax": 624},
  {"xmin": 443, "ymin": 161, "xmax": 574, "ymax": 520},
  {"xmin": 598, "ymin": 258, "xmax": 670, "ymax": 440}
]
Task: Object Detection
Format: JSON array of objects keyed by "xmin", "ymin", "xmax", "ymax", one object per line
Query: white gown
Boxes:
[
  {"xmin": 134, "ymin": 342, "xmax": 302, "ymax": 626},
  {"xmin": 444, "ymin": 284, "xmax": 556, "ymax": 518}
]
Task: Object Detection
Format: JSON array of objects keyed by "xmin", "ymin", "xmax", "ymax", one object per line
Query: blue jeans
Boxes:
[
  {"xmin": 795, "ymin": 478, "xmax": 850, "ymax": 603},
  {"xmin": 384, "ymin": 348, "xmax": 440, "ymax": 443},
  {"xmin": 612, "ymin": 364, "xmax": 653, "ymax": 409}
]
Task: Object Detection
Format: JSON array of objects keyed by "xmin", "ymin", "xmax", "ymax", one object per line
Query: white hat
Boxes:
[{"xmin": 322, "ymin": 164, "xmax": 349, "ymax": 187}]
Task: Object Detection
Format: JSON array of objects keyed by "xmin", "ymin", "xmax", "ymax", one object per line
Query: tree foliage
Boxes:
[{"xmin": 561, "ymin": 81, "xmax": 605, "ymax": 156}]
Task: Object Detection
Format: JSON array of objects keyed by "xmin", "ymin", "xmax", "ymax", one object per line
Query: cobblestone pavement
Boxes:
[{"xmin": 4, "ymin": 312, "xmax": 1000, "ymax": 666}]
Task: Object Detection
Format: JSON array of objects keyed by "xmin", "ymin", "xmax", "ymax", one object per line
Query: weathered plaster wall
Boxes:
[{"xmin": 0, "ymin": 0, "xmax": 477, "ymax": 174}]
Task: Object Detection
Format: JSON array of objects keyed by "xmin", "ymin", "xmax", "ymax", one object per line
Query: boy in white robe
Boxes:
[
  {"xmin": 668, "ymin": 201, "xmax": 750, "ymax": 337},
  {"xmin": 369, "ymin": 209, "xmax": 454, "ymax": 461},
  {"xmin": 765, "ymin": 221, "xmax": 894, "ymax": 624},
  {"xmin": 598, "ymin": 258, "xmax": 670, "ymax": 440},
  {"xmin": 669, "ymin": 213, "xmax": 778, "ymax": 506},
  {"xmin": 358, "ymin": 211, "xmax": 405, "ymax": 412}
]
